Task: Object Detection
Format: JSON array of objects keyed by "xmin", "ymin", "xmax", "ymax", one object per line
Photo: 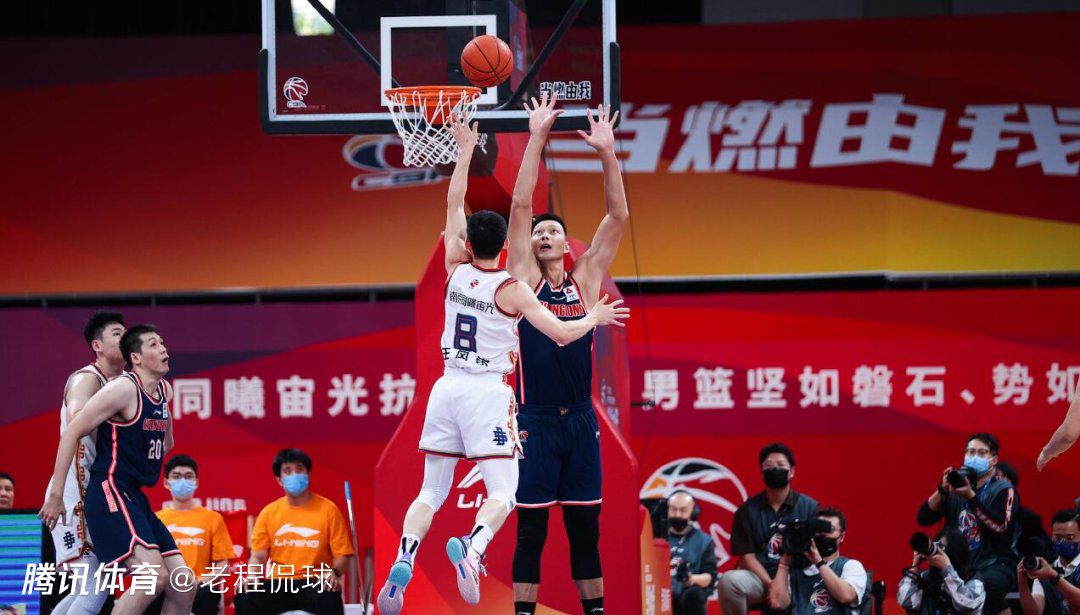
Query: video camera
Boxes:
[
  {"xmin": 777, "ymin": 517, "xmax": 834, "ymax": 554},
  {"xmin": 1022, "ymin": 556, "xmax": 1066, "ymax": 575}
]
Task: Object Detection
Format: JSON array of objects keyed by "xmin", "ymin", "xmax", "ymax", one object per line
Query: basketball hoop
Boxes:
[{"xmin": 385, "ymin": 85, "xmax": 487, "ymax": 167}]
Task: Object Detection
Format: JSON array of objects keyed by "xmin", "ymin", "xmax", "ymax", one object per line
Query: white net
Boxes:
[{"xmin": 385, "ymin": 87, "xmax": 486, "ymax": 167}]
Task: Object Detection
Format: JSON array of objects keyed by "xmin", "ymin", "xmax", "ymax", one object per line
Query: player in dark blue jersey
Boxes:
[
  {"xmin": 507, "ymin": 93, "xmax": 628, "ymax": 615},
  {"xmin": 41, "ymin": 324, "xmax": 196, "ymax": 615}
]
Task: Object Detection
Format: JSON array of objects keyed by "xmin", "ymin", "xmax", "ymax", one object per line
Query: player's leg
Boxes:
[
  {"xmin": 512, "ymin": 411, "xmax": 561, "ymax": 612},
  {"xmin": 559, "ymin": 407, "xmax": 604, "ymax": 612},
  {"xmin": 378, "ymin": 453, "xmax": 458, "ymax": 614},
  {"xmin": 112, "ymin": 545, "xmax": 168, "ymax": 615},
  {"xmin": 159, "ymin": 552, "xmax": 198, "ymax": 615},
  {"xmin": 54, "ymin": 551, "xmax": 109, "ymax": 615},
  {"xmin": 378, "ymin": 382, "xmax": 461, "ymax": 615},
  {"xmin": 446, "ymin": 456, "xmax": 519, "ymax": 605}
]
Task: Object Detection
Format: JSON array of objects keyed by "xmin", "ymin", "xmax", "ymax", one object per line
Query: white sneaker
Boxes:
[
  {"xmin": 376, "ymin": 558, "xmax": 412, "ymax": 615},
  {"xmin": 446, "ymin": 536, "xmax": 485, "ymax": 605}
]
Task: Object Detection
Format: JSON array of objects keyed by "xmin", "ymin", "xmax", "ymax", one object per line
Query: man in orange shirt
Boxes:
[
  {"xmin": 235, "ymin": 448, "xmax": 354, "ymax": 615},
  {"xmin": 152, "ymin": 454, "xmax": 235, "ymax": 615}
]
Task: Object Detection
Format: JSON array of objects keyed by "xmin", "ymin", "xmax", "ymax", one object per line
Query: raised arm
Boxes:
[
  {"xmin": 444, "ymin": 117, "xmax": 480, "ymax": 274},
  {"xmin": 507, "ymin": 93, "xmax": 562, "ymax": 286},
  {"xmin": 573, "ymin": 104, "xmax": 628, "ymax": 292},
  {"xmin": 40, "ymin": 378, "xmax": 134, "ymax": 528},
  {"xmin": 496, "ymin": 281, "xmax": 628, "ymax": 346},
  {"xmin": 1037, "ymin": 390, "xmax": 1080, "ymax": 470}
]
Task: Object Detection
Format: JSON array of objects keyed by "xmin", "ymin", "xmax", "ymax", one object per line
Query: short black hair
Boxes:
[
  {"xmin": 273, "ymin": 448, "xmax": 312, "ymax": 476},
  {"xmin": 817, "ymin": 507, "xmax": 846, "ymax": 531},
  {"xmin": 531, "ymin": 212, "xmax": 567, "ymax": 234},
  {"xmin": 120, "ymin": 324, "xmax": 159, "ymax": 368},
  {"xmin": 1051, "ymin": 508, "xmax": 1080, "ymax": 527},
  {"xmin": 83, "ymin": 311, "xmax": 125, "ymax": 347},
  {"xmin": 996, "ymin": 460, "xmax": 1019, "ymax": 488},
  {"xmin": 164, "ymin": 454, "xmax": 198, "ymax": 477},
  {"xmin": 759, "ymin": 442, "xmax": 795, "ymax": 467},
  {"xmin": 466, "ymin": 210, "xmax": 508, "ymax": 260},
  {"xmin": 0, "ymin": 472, "xmax": 13, "ymax": 486},
  {"xmin": 967, "ymin": 432, "xmax": 1000, "ymax": 456}
]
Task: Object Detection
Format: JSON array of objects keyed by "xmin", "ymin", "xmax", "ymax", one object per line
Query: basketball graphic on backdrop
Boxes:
[{"xmin": 460, "ymin": 35, "xmax": 513, "ymax": 88}]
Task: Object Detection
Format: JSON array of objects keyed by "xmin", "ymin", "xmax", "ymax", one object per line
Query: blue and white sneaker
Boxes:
[
  {"xmin": 446, "ymin": 536, "xmax": 485, "ymax": 605},
  {"xmin": 376, "ymin": 558, "xmax": 413, "ymax": 615}
]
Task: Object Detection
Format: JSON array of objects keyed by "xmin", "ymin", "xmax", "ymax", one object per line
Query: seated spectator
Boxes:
[
  {"xmin": 0, "ymin": 472, "xmax": 14, "ymax": 509},
  {"xmin": 1017, "ymin": 508, "xmax": 1080, "ymax": 615},
  {"xmin": 899, "ymin": 528, "xmax": 985, "ymax": 615},
  {"xmin": 150, "ymin": 454, "xmax": 234, "ymax": 615},
  {"xmin": 235, "ymin": 448, "xmax": 354, "ymax": 615},
  {"xmin": 667, "ymin": 490, "xmax": 718, "ymax": 615},
  {"xmin": 769, "ymin": 507, "xmax": 867, "ymax": 615},
  {"xmin": 917, "ymin": 432, "xmax": 1018, "ymax": 615},
  {"xmin": 720, "ymin": 442, "xmax": 819, "ymax": 615}
]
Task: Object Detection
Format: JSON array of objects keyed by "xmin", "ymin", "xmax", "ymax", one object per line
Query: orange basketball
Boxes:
[{"xmin": 460, "ymin": 35, "xmax": 513, "ymax": 88}]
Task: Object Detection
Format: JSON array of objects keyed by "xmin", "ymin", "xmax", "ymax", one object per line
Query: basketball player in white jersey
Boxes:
[
  {"xmin": 377, "ymin": 117, "xmax": 629, "ymax": 615},
  {"xmin": 48, "ymin": 311, "xmax": 126, "ymax": 615}
]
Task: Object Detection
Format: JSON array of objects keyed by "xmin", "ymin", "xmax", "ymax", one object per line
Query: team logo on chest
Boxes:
[
  {"xmin": 563, "ymin": 285, "xmax": 579, "ymax": 302},
  {"xmin": 470, "ymin": 279, "xmax": 480, "ymax": 288}
]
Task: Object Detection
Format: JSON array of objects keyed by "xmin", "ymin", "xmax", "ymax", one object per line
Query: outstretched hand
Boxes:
[
  {"xmin": 449, "ymin": 115, "xmax": 479, "ymax": 154},
  {"xmin": 525, "ymin": 91, "xmax": 563, "ymax": 137},
  {"xmin": 590, "ymin": 294, "xmax": 630, "ymax": 327},
  {"xmin": 576, "ymin": 103, "xmax": 619, "ymax": 153}
]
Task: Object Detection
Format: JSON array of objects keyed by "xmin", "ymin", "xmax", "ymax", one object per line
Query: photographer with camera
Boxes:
[
  {"xmin": 899, "ymin": 527, "xmax": 986, "ymax": 614},
  {"xmin": 721, "ymin": 443, "xmax": 819, "ymax": 615},
  {"xmin": 1017, "ymin": 509, "xmax": 1080, "ymax": 615},
  {"xmin": 768, "ymin": 507, "xmax": 867, "ymax": 615},
  {"xmin": 667, "ymin": 490, "xmax": 719, "ymax": 615},
  {"xmin": 917, "ymin": 433, "xmax": 1019, "ymax": 615}
]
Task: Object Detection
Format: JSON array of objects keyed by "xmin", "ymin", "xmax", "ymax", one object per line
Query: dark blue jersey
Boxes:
[
  {"xmin": 515, "ymin": 274, "xmax": 593, "ymax": 407},
  {"xmin": 90, "ymin": 372, "xmax": 170, "ymax": 488}
]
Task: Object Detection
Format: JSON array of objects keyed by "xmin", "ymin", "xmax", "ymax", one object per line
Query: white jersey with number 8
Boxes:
[{"xmin": 440, "ymin": 263, "xmax": 519, "ymax": 375}]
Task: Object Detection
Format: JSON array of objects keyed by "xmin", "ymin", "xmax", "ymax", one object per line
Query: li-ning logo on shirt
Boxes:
[
  {"xmin": 169, "ymin": 524, "xmax": 207, "ymax": 547},
  {"xmin": 273, "ymin": 523, "xmax": 321, "ymax": 548}
]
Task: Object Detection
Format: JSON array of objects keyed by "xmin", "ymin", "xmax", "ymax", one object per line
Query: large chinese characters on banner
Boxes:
[
  {"xmin": 630, "ymin": 288, "xmax": 1080, "ymax": 592},
  {"xmin": 4, "ymin": 14, "xmax": 1079, "ymax": 295}
]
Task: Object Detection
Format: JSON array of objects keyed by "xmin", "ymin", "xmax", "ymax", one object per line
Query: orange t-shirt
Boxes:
[
  {"xmin": 155, "ymin": 506, "xmax": 235, "ymax": 577},
  {"xmin": 250, "ymin": 494, "xmax": 354, "ymax": 578}
]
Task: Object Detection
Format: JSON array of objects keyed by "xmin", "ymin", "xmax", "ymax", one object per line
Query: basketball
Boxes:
[{"xmin": 460, "ymin": 34, "xmax": 513, "ymax": 88}]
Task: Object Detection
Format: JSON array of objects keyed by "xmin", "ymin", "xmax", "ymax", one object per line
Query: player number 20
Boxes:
[
  {"xmin": 453, "ymin": 314, "xmax": 478, "ymax": 352},
  {"xmin": 148, "ymin": 439, "xmax": 164, "ymax": 460}
]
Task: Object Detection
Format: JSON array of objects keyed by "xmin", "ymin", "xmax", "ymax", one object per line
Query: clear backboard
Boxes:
[{"xmin": 260, "ymin": 0, "xmax": 619, "ymax": 135}]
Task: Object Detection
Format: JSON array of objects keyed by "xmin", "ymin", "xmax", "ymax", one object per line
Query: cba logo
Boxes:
[
  {"xmin": 342, "ymin": 135, "xmax": 445, "ymax": 192},
  {"xmin": 640, "ymin": 457, "xmax": 748, "ymax": 569},
  {"xmin": 283, "ymin": 77, "xmax": 309, "ymax": 109}
]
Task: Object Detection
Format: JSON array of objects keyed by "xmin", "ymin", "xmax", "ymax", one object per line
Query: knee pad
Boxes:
[
  {"xmin": 415, "ymin": 455, "xmax": 457, "ymax": 512},
  {"xmin": 415, "ymin": 484, "xmax": 449, "ymax": 512},
  {"xmin": 477, "ymin": 458, "xmax": 518, "ymax": 513},
  {"xmin": 563, "ymin": 505, "xmax": 602, "ymax": 580},
  {"xmin": 513, "ymin": 508, "xmax": 550, "ymax": 584}
]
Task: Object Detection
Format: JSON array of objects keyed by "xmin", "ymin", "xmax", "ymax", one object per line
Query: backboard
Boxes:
[{"xmin": 260, "ymin": 0, "xmax": 618, "ymax": 135}]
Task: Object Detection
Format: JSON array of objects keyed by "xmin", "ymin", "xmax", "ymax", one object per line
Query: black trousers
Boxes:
[
  {"xmin": 674, "ymin": 585, "xmax": 710, "ymax": 615},
  {"xmin": 232, "ymin": 580, "xmax": 344, "ymax": 615}
]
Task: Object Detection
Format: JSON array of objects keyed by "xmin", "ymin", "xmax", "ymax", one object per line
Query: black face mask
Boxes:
[
  {"xmin": 763, "ymin": 468, "xmax": 790, "ymax": 489},
  {"xmin": 814, "ymin": 535, "xmax": 839, "ymax": 557},
  {"xmin": 669, "ymin": 517, "xmax": 690, "ymax": 532}
]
